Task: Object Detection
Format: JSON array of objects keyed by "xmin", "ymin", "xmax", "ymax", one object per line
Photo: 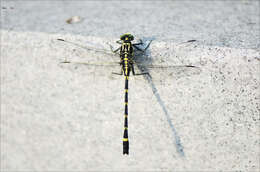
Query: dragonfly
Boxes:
[{"xmin": 57, "ymin": 33, "xmax": 200, "ymax": 155}]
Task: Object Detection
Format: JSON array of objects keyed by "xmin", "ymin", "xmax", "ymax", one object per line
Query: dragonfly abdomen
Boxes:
[{"xmin": 123, "ymin": 75, "xmax": 129, "ymax": 155}]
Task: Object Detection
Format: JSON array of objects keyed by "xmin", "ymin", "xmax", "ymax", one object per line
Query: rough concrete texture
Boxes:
[{"xmin": 1, "ymin": 1, "xmax": 260, "ymax": 171}]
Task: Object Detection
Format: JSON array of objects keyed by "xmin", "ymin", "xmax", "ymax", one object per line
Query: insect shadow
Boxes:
[{"xmin": 135, "ymin": 37, "xmax": 185, "ymax": 156}]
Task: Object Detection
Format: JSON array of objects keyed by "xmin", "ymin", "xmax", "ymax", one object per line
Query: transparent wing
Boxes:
[
  {"xmin": 59, "ymin": 60, "xmax": 122, "ymax": 78},
  {"xmin": 56, "ymin": 38, "xmax": 121, "ymax": 68},
  {"xmin": 57, "ymin": 38, "xmax": 118, "ymax": 57},
  {"xmin": 135, "ymin": 63, "xmax": 200, "ymax": 74},
  {"xmin": 56, "ymin": 38, "xmax": 201, "ymax": 81},
  {"xmin": 133, "ymin": 63, "xmax": 201, "ymax": 81},
  {"xmin": 60, "ymin": 60, "xmax": 120, "ymax": 67},
  {"xmin": 138, "ymin": 64, "xmax": 199, "ymax": 69}
]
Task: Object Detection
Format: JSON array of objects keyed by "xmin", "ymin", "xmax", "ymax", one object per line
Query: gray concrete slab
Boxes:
[
  {"xmin": 1, "ymin": 1, "xmax": 260, "ymax": 49},
  {"xmin": 1, "ymin": 0, "xmax": 260, "ymax": 171}
]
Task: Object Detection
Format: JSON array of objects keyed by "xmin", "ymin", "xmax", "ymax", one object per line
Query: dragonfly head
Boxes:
[{"xmin": 120, "ymin": 33, "xmax": 134, "ymax": 42}]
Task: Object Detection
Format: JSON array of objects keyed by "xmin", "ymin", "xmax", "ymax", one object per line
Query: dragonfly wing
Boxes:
[
  {"xmin": 57, "ymin": 39, "xmax": 118, "ymax": 57},
  {"xmin": 59, "ymin": 60, "xmax": 122, "ymax": 78},
  {"xmin": 133, "ymin": 63, "xmax": 201, "ymax": 81},
  {"xmin": 60, "ymin": 60, "xmax": 120, "ymax": 67}
]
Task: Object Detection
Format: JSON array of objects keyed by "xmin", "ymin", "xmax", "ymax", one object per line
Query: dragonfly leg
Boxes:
[
  {"xmin": 112, "ymin": 69, "xmax": 123, "ymax": 75},
  {"xmin": 133, "ymin": 44, "xmax": 144, "ymax": 52},
  {"xmin": 116, "ymin": 40, "xmax": 122, "ymax": 44},
  {"xmin": 108, "ymin": 44, "xmax": 120, "ymax": 53},
  {"xmin": 134, "ymin": 72, "xmax": 150, "ymax": 76},
  {"xmin": 133, "ymin": 40, "xmax": 152, "ymax": 51},
  {"xmin": 133, "ymin": 39, "xmax": 143, "ymax": 46},
  {"xmin": 112, "ymin": 72, "xmax": 123, "ymax": 75},
  {"xmin": 131, "ymin": 64, "xmax": 135, "ymax": 75},
  {"xmin": 144, "ymin": 40, "xmax": 153, "ymax": 50}
]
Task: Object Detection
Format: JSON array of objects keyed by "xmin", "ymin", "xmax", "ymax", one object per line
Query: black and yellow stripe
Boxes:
[
  {"xmin": 123, "ymin": 75, "xmax": 129, "ymax": 154},
  {"xmin": 120, "ymin": 34, "xmax": 134, "ymax": 155}
]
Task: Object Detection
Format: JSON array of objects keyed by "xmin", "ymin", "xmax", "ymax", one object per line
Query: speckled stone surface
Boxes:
[{"xmin": 1, "ymin": 1, "xmax": 259, "ymax": 171}]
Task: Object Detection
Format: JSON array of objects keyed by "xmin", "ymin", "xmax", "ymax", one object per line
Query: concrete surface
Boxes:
[{"xmin": 1, "ymin": 0, "xmax": 259, "ymax": 171}]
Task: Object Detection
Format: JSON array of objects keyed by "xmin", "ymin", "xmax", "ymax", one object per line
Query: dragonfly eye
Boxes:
[
  {"xmin": 129, "ymin": 35, "xmax": 134, "ymax": 41},
  {"xmin": 120, "ymin": 33, "xmax": 134, "ymax": 41}
]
